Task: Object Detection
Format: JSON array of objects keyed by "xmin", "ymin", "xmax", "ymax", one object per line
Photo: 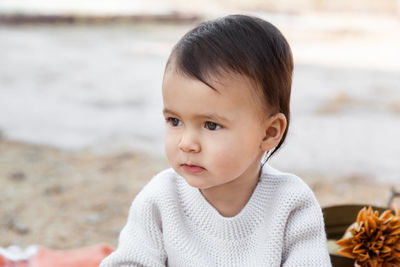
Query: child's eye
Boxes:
[
  {"xmin": 166, "ymin": 117, "xmax": 182, "ymax": 127},
  {"xmin": 204, "ymin": 121, "xmax": 221, "ymax": 131}
]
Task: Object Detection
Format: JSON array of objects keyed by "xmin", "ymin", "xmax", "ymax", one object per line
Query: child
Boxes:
[{"xmin": 101, "ymin": 14, "xmax": 331, "ymax": 266}]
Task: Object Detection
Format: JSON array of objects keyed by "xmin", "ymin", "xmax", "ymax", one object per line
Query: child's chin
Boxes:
[{"xmin": 182, "ymin": 176, "xmax": 210, "ymax": 190}]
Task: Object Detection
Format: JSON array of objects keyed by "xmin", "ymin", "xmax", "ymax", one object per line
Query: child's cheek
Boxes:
[
  {"xmin": 210, "ymin": 142, "xmax": 243, "ymax": 174},
  {"xmin": 165, "ymin": 132, "xmax": 178, "ymax": 163}
]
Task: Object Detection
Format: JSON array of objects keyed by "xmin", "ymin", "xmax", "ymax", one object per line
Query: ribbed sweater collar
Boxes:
[{"xmin": 177, "ymin": 164, "xmax": 275, "ymax": 241}]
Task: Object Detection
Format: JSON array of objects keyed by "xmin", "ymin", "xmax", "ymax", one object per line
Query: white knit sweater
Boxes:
[{"xmin": 100, "ymin": 164, "xmax": 332, "ymax": 267}]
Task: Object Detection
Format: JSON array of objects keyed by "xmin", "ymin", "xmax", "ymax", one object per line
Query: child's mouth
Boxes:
[{"xmin": 181, "ymin": 164, "xmax": 205, "ymax": 174}]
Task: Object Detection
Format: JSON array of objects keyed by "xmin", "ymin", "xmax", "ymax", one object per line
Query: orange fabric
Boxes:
[
  {"xmin": 0, "ymin": 244, "xmax": 113, "ymax": 267},
  {"xmin": 0, "ymin": 255, "xmax": 30, "ymax": 267},
  {"xmin": 31, "ymin": 244, "xmax": 113, "ymax": 267}
]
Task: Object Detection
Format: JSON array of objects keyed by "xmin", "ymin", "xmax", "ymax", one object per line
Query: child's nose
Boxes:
[{"xmin": 178, "ymin": 130, "xmax": 201, "ymax": 153}]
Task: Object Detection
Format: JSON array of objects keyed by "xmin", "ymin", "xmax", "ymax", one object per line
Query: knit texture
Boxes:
[{"xmin": 100, "ymin": 164, "xmax": 332, "ymax": 267}]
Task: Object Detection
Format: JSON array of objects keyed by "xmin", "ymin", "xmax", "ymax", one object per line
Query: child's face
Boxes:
[{"xmin": 162, "ymin": 68, "xmax": 268, "ymax": 190}]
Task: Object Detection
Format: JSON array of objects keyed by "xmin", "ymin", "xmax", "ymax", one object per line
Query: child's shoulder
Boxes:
[
  {"xmin": 261, "ymin": 164, "xmax": 318, "ymax": 206},
  {"xmin": 133, "ymin": 168, "xmax": 179, "ymax": 204}
]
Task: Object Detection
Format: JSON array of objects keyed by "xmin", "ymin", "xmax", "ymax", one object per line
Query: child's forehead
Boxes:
[
  {"xmin": 163, "ymin": 68, "xmax": 267, "ymax": 118},
  {"xmin": 164, "ymin": 65, "xmax": 258, "ymax": 94}
]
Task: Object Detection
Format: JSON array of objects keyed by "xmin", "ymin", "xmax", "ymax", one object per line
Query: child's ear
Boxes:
[{"xmin": 260, "ymin": 113, "xmax": 287, "ymax": 152}]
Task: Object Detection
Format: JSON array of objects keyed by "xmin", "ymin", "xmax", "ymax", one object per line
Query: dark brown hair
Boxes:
[{"xmin": 166, "ymin": 14, "xmax": 293, "ymax": 160}]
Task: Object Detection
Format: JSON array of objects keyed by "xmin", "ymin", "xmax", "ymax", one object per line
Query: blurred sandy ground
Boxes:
[
  {"xmin": 1, "ymin": 139, "xmax": 399, "ymax": 249},
  {"xmin": 1, "ymin": 0, "xmax": 400, "ymax": 249}
]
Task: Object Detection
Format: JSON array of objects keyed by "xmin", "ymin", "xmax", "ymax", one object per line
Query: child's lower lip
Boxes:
[{"xmin": 182, "ymin": 164, "xmax": 205, "ymax": 174}]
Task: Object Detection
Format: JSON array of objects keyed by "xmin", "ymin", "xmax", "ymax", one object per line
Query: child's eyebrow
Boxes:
[
  {"xmin": 163, "ymin": 108, "xmax": 229, "ymax": 123},
  {"xmin": 197, "ymin": 113, "xmax": 229, "ymax": 123},
  {"xmin": 162, "ymin": 108, "xmax": 178, "ymax": 116}
]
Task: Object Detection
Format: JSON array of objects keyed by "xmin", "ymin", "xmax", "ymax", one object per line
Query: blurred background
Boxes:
[{"xmin": 1, "ymin": 0, "xmax": 399, "ymax": 249}]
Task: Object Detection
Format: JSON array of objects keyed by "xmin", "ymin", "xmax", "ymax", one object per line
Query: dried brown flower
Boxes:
[{"xmin": 336, "ymin": 206, "xmax": 400, "ymax": 267}]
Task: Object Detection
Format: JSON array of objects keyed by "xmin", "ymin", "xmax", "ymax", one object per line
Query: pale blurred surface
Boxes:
[
  {"xmin": 1, "ymin": 13, "xmax": 399, "ymax": 180},
  {"xmin": 0, "ymin": 0, "xmax": 400, "ymax": 249},
  {"xmin": 0, "ymin": 0, "xmax": 399, "ymax": 15}
]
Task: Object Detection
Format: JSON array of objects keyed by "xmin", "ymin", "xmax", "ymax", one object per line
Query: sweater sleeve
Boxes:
[
  {"xmin": 99, "ymin": 191, "xmax": 167, "ymax": 267},
  {"xmin": 281, "ymin": 187, "xmax": 332, "ymax": 267}
]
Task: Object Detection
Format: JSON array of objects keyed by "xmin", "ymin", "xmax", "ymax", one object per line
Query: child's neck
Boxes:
[{"xmin": 200, "ymin": 163, "xmax": 262, "ymax": 218}]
